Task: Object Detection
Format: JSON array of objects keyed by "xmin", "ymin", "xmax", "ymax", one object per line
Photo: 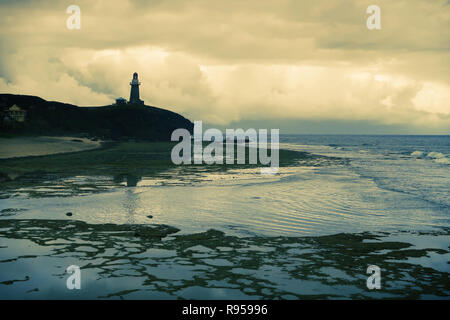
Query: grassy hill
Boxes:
[{"xmin": 0, "ymin": 94, "xmax": 194, "ymax": 141}]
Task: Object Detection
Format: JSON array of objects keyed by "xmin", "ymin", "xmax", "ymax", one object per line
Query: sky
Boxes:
[{"xmin": 0, "ymin": 0, "xmax": 449, "ymax": 134}]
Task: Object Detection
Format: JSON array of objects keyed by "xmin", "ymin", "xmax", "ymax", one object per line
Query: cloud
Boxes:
[{"xmin": 0, "ymin": 0, "xmax": 448, "ymax": 133}]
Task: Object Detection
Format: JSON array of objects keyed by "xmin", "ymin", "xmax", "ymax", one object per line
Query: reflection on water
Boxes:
[
  {"xmin": 113, "ymin": 174, "xmax": 143, "ymax": 224},
  {"xmin": 114, "ymin": 174, "xmax": 142, "ymax": 187},
  {"xmin": 0, "ymin": 135, "xmax": 449, "ymax": 299},
  {"xmin": 124, "ymin": 189, "xmax": 140, "ymax": 224},
  {"xmin": 0, "ymin": 219, "xmax": 448, "ymax": 299},
  {"xmin": 1, "ymin": 165, "xmax": 447, "ymax": 237}
]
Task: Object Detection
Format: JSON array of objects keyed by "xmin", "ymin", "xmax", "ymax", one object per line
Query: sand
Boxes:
[{"xmin": 0, "ymin": 136, "xmax": 102, "ymax": 159}]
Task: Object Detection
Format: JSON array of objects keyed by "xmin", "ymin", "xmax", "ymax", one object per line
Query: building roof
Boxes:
[{"xmin": 9, "ymin": 104, "xmax": 23, "ymax": 111}]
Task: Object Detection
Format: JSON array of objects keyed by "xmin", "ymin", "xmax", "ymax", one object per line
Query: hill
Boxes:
[{"xmin": 0, "ymin": 94, "xmax": 194, "ymax": 141}]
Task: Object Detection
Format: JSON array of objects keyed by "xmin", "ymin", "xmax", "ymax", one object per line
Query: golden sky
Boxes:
[{"xmin": 0, "ymin": 0, "xmax": 449, "ymax": 133}]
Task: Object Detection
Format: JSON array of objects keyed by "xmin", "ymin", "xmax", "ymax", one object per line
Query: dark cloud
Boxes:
[{"xmin": 0, "ymin": 0, "xmax": 448, "ymax": 133}]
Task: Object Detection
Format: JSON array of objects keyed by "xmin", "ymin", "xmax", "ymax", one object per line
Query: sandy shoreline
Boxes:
[{"xmin": 0, "ymin": 136, "xmax": 102, "ymax": 159}]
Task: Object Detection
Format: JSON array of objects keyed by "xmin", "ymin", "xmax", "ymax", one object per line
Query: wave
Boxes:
[
  {"xmin": 411, "ymin": 150, "xmax": 449, "ymax": 165},
  {"xmin": 426, "ymin": 151, "xmax": 446, "ymax": 159},
  {"xmin": 434, "ymin": 157, "xmax": 450, "ymax": 164},
  {"xmin": 411, "ymin": 150, "xmax": 424, "ymax": 157}
]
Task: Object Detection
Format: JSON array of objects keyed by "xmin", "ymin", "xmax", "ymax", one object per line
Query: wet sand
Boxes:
[
  {"xmin": 0, "ymin": 137, "xmax": 448, "ymax": 299},
  {"xmin": 0, "ymin": 136, "xmax": 102, "ymax": 159}
]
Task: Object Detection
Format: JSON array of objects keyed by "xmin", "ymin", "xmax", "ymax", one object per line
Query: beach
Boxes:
[
  {"xmin": 0, "ymin": 135, "xmax": 449, "ymax": 299},
  {"xmin": 0, "ymin": 136, "xmax": 102, "ymax": 159}
]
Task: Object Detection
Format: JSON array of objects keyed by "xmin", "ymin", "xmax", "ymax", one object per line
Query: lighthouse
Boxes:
[{"xmin": 129, "ymin": 72, "xmax": 144, "ymax": 105}]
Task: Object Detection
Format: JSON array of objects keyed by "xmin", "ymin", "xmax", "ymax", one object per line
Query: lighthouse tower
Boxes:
[{"xmin": 129, "ymin": 72, "xmax": 144, "ymax": 104}]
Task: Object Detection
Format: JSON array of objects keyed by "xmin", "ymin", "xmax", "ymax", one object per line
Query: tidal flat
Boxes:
[
  {"xmin": 0, "ymin": 141, "xmax": 323, "ymax": 190},
  {"xmin": 0, "ymin": 219, "xmax": 448, "ymax": 299},
  {"xmin": 0, "ymin": 140, "xmax": 448, "ymax": 299}
]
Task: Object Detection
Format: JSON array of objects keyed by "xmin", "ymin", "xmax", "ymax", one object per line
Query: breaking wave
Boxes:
[{"xmin": 411, "ymin": 150, "xmax": 449, "ymax": 165}]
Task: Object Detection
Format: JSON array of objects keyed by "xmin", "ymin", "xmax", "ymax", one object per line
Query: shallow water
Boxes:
[
  {"xmin": 0, "ymin": 135, "xmax": 449, "ymax": 299},
  {"xmin": 0, "ymin": 220, "xmax": 448, "ymax": 299},
  {"xmin": 1, "ymin": 154, "xmax": 447, "ymax": 237}
]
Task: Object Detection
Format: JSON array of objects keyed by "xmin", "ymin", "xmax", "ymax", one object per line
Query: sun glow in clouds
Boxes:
[{"xmin": 0, "ymin": 0, "xmax": 449, "ymax": 133}]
